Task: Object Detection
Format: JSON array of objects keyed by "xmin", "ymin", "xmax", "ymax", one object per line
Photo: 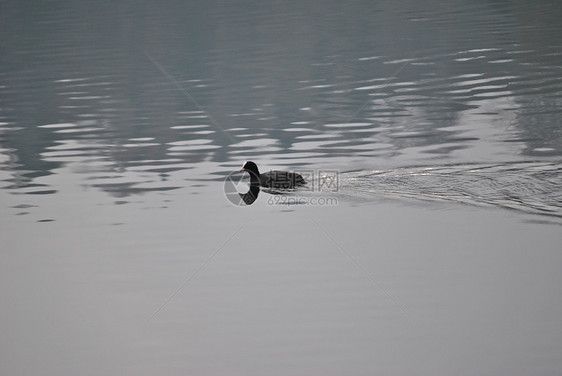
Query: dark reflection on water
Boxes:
[{"xmin": 1, "ymin": 0, "xmax": 561, "ymax": 208}]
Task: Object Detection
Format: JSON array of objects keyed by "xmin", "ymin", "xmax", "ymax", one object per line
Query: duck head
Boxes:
[{"xmin": 240, "ymin": 161, "xmax": 260, "ymax": 176}]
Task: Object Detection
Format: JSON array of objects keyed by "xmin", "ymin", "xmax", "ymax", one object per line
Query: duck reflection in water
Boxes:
[{"xmin": 239, "ymin": 182, "xmax": 260, "ymax": 205}]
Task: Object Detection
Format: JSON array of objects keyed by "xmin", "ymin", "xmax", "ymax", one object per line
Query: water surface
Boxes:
[{"xmin": 1, "ymin": 1, "xmax": 562, "ymax": 375}]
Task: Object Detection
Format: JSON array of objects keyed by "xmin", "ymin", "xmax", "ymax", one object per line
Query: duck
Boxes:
[{"xmin": 240, "ymin": 161, "xmax": 306, "ymax": 189}]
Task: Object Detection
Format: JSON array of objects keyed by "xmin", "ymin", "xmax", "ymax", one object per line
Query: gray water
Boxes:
[{"xmin": 1, "ymin": 1, "xmax": 562, "ymax": 375}]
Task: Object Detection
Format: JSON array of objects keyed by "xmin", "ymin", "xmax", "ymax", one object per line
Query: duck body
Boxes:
[
  {"xmin": 259, "ymin": 170, "xmax": 307, "ymax": 189},
  {"xmin": 241, "ymin": 161, "xmax": 306, "ymax": 189}
]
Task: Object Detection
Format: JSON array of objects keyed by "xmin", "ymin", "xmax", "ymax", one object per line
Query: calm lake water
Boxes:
[{"xmin": 1, "ymin": 1, "xmax": 562, "ymax": 375}]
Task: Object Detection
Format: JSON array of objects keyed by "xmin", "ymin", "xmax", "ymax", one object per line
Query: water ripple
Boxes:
[
  {"xmin": 1, "ymin": 0, "xmax": 561, "ymax": 205},
  {"xmin": 343, "ymin": 162, "xmax": 562, "ymax": 219}
]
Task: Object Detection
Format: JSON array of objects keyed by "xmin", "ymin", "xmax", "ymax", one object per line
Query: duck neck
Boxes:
[{"xmin": 248, "ymin": 171, "xmax": 261, "ymax": 185}]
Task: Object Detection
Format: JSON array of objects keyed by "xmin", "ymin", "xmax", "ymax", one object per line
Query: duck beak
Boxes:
[{"xmin": 239, "ymin": 168, "xmax": 245, "ymax": 172}]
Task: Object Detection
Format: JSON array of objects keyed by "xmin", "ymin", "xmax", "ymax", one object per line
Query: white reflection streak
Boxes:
[
  {"xmin": 345, "ymin": 55, "xmax": 414, "ymax": 125},
  {"xmin": 147, "ymin": 218, "xmax": 251, "ymax": 322},
  {"xmin": 143, "ymin": 51, "xmax": 235, "ymax": 143},
  {"xmin": 309, "ymin": 216, "xmax": 416, "ymax": 324}
]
